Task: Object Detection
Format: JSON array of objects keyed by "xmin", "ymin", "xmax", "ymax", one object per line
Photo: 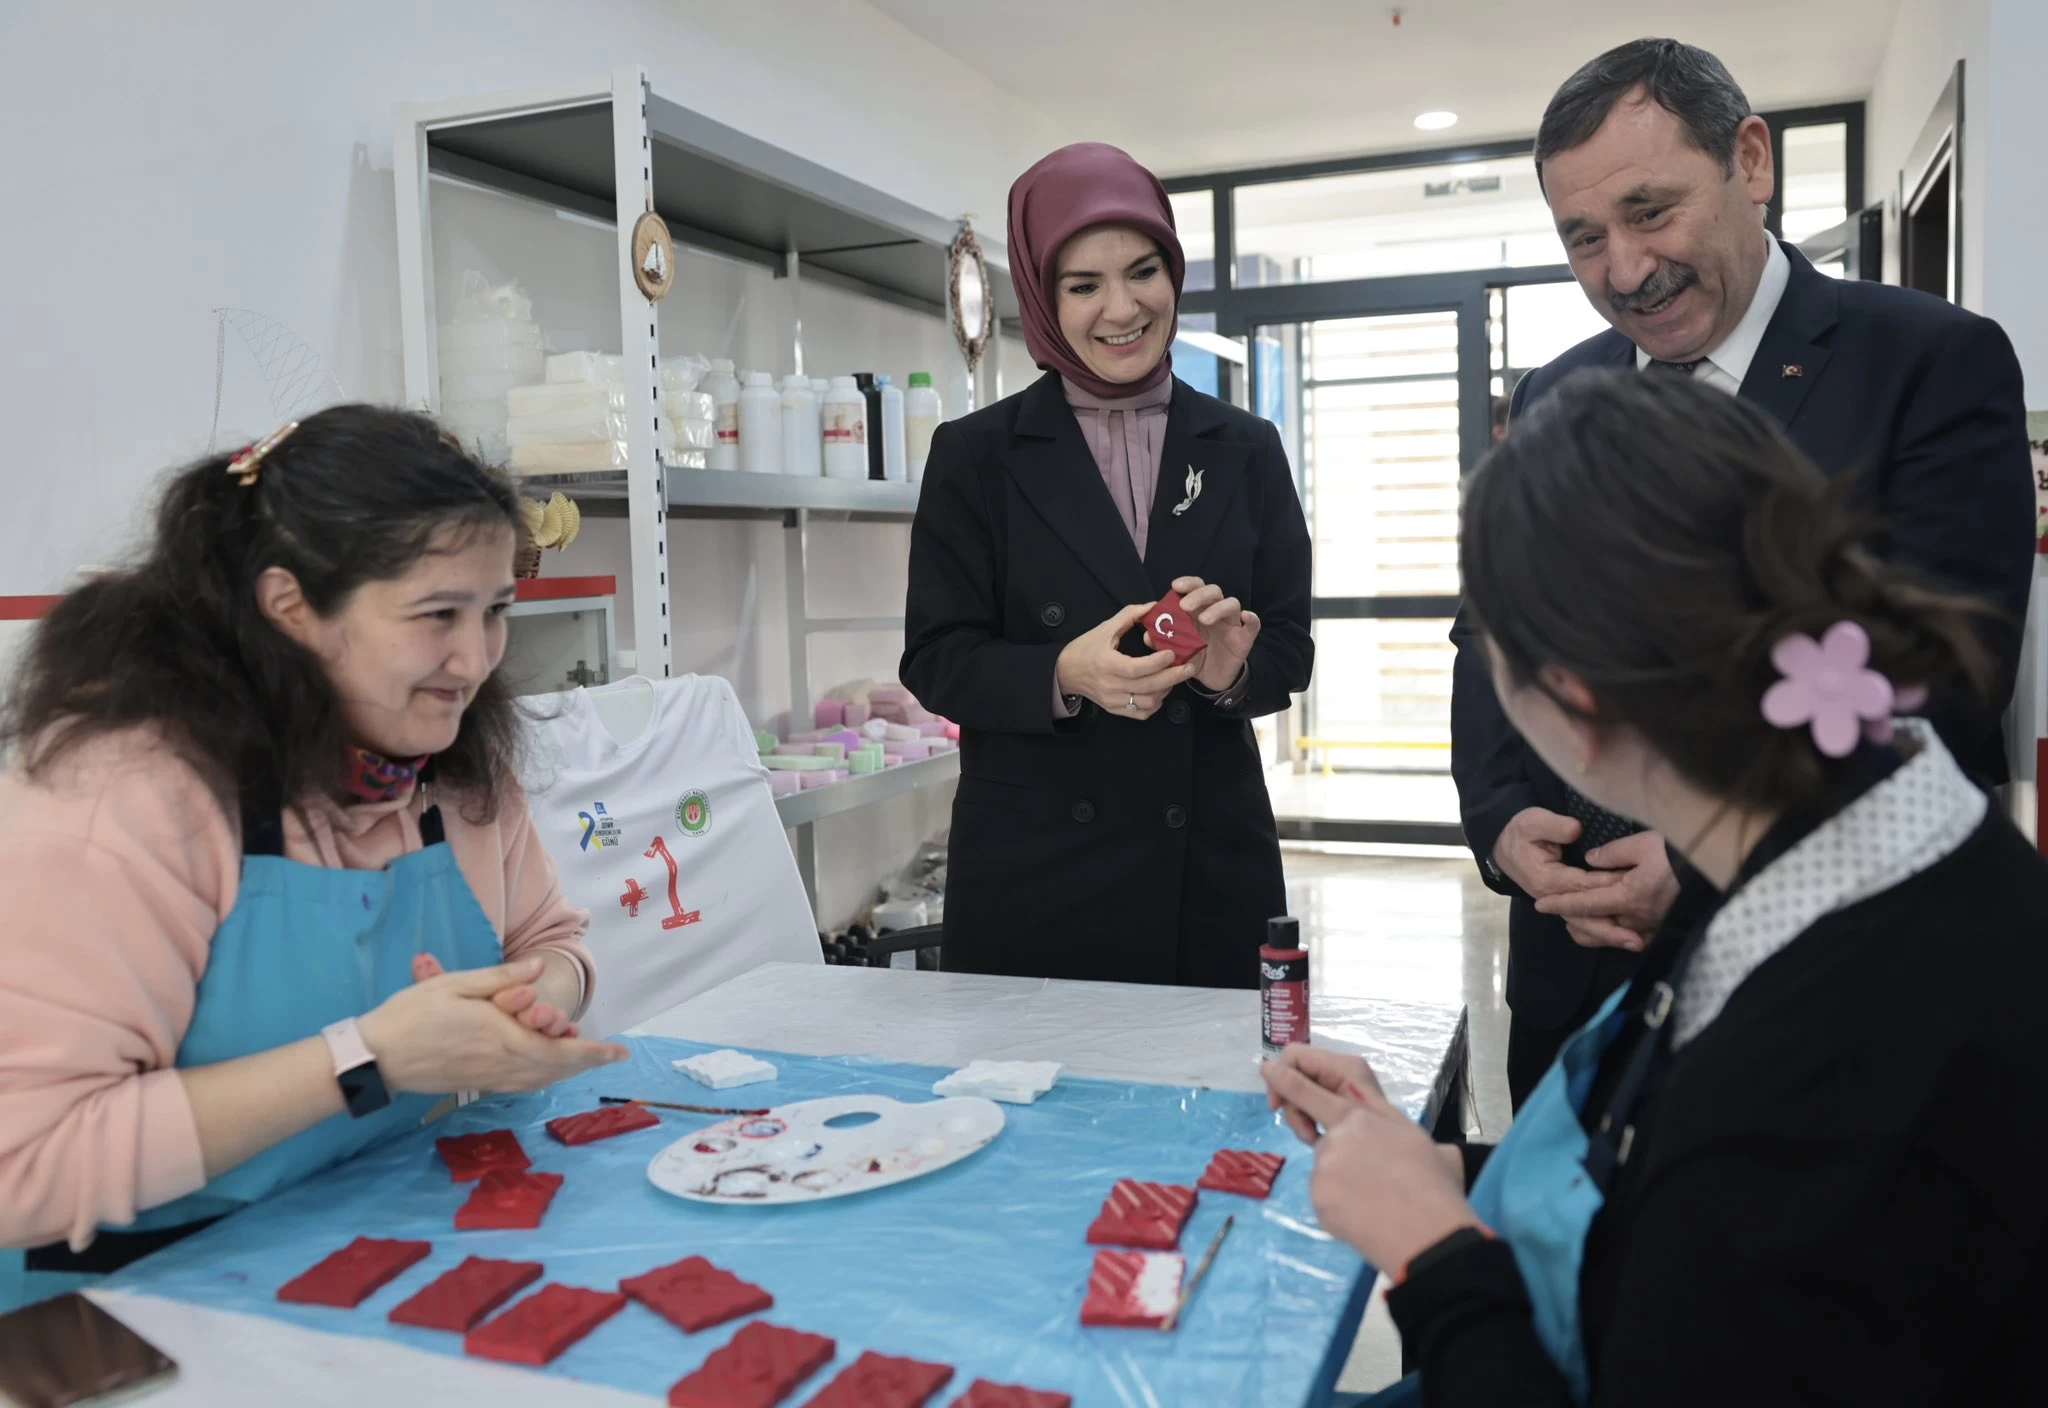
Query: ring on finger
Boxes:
[{"xmin": 1127, "ymin": 693, "xmax": 1137, "ymax": 712}]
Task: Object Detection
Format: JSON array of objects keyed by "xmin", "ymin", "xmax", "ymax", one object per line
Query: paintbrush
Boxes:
[
  {"xmin": 1161, "ymin": 1213, "xmax": 1234, "ymax": 1332},
  {"xmin": 599, "ymin": 1095, "xmax": 771, "ymax": 1117}
]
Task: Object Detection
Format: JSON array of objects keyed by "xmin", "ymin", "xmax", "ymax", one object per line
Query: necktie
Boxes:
[{"xmin": 1562, "ymin": 786, "xmax": 1643, "ymax": 855}]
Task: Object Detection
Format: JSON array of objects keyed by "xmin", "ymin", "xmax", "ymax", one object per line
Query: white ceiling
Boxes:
[{"xmin": 867, "ymin": 0, "xmax": 1898, "ymax": 178}]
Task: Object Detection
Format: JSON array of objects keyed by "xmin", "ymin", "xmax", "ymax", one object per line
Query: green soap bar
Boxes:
[
  {"xmin": 849, "ymin": 752, "xmax": 882, "ymax": 775},
  {"xmin": 754, "ymin": 729, "xmax": 779, "ymax": 753},
  {"xmin": 813, "ymin": 743, "xmax": 847, "ymax": 761},
  {"xmin": 763, "ymin": 754, "xmax": 834, "ymax": 771}
]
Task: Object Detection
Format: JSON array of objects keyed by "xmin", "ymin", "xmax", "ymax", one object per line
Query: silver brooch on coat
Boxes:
[{"xmin": 1171, "ymin": 465, "xmax": 1203, "ymax": 516}]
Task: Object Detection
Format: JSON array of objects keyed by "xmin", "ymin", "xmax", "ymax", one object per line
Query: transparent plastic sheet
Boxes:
[{"xmin": 107, "ymin": 1037, "xmax": 1372, "ymax": 1407}]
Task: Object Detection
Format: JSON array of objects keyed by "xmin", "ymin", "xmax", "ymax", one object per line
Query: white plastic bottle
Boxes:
[
  {"xmin": 704, "ymin": 359, "xmax": 741, "ymax": 471},
  {"xmin": 810, "ymin": 379, "xmax": 830, "ymax": 465},
  {"xmin": 877, "ymin": 375, "xmax": 908, "ymax": 483},
  {"xmin": 739, "ymin": 372, "xmax": 782, "ymax": 477},
  {"xmin": 821, "ymin": 376, "xmax": 869, "ymax": 481},
  {"xmin": 904, "ymin": 372, "xmax": 942, "ymax": 483},
  {"xmin": 780, "ymin": 375, "xmax": 821, "ymax": 476}
]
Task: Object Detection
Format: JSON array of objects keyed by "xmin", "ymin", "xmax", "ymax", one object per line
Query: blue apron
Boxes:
[
  {"xmin": 1362, "ymin": 958, "xmax": 1696, "ymax": 1408},
  {"xmin": 3, "ymin": 798, "xmax": 504, "ymax": 1310}
]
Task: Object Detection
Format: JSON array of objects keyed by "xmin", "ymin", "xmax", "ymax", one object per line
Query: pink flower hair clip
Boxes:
[{"xmin": 1761, "ymin": 621, "xmax": 1928, "ymax": 757}]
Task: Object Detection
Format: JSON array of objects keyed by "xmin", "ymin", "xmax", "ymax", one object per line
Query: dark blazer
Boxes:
[
  {"xmin": 900, "ymin": 372, "xmax": 1314, "ymax": 988},
  {"xmin": 1451, "ymin": 243, "xmax": 2036, "ymax": 1029}
]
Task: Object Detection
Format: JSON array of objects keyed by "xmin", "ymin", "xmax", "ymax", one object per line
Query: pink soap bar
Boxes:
[
  {"xmin": 823, "ymin": 730, "xmax": 861, "ymax": 749},
  {"xmin": 869, "ymin": 685, "xmax": 910, "ymax": 705},
  {"xmin": 916, "ymin": 721, "xmax": 948, "ymax": 737},
  {"xmin": 944, "ymin": 722, "xmax": 960, "ymax": 740},
  {"xmin": 882, "ymin": 753, "xmax": 904, "ymax": 767},
  {"xmin": 885, "ymin": 723, "xmax": 921, "ymax": 743},
  {"xmin": 814, "ymin": 700, "xmax": 845, "ymax": 728},
  {"xmin": 769, "ymin": 772, "xmax": 803, "ymax": 797},
  {"xmin": 799, "ymin": 770, "xmax": 849, "ymax": 790},
  {"xmin": 785, "ymin": 729, "xmax": 825, "ymax": 746},
  {"xmin": 930, "ymin": 738, "xmax": 955, "ymax": 753},
  {"xmin": 843, "ymin": 702, "xmax": 871, "ymax": 727},
  {"xmin": 897, "ymin": 741, "xmax": 934, "ymax": 760}
]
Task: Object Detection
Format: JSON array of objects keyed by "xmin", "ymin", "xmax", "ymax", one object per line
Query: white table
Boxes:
[{"xmin": 90, "ymin": 965, "xmax": 1466, "ymax": 1406}]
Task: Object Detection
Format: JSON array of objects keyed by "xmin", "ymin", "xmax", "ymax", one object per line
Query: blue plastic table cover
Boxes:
[{"xmin": 107, "ymin": 1037, "xmax": 1372, "ymax": 1407}]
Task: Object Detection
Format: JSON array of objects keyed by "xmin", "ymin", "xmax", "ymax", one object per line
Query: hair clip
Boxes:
[
  {"xmin": 226, "ymin": 421, "xmax": 300, "ymax": 487},
  {"xmin": 1761, "ymin": 621, "xmax": 1922, "ymax": 757}
]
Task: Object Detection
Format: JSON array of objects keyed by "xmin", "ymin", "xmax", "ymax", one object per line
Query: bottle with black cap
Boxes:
[{"xmin": 1260, "ymin": 916, "xmax": 1310, "ymax": 1057}]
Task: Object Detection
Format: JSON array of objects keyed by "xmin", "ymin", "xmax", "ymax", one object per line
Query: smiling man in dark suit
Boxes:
[{"xmin": 1454, "ymin": 37, "xmax": 2035, "ymax": 1107}]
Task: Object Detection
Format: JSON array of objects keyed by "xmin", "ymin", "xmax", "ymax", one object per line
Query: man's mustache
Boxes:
[{"xmin": 1611, "ymin": 262, "xmax": 1699, "ymax": 314}]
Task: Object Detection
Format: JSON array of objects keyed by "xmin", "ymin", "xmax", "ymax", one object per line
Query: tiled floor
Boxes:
[{"xmin": 1279, "ymin": 842, "xmax": 1515, "ymax": 1395}]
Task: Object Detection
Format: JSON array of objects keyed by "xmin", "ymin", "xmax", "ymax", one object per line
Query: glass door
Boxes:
[
  {"xmin": 1247, "ymin": 273, "xmax": 1605, "ymax": 844},
  {"xmin": 1255, "ymin": 307, "xmax": 1467, "ymax": 841}
]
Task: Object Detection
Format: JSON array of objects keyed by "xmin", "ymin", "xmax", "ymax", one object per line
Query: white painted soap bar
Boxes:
[
  {"xmin": 933, "ymin": 1059, "xmax": 1063, "ymax": 1105},
  {"xmin": 672, "ymin": 1049, "xmax": 779, "ymax": 1090}
]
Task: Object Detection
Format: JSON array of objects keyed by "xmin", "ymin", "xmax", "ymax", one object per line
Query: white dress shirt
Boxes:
[{"xmin": 1634, "ymin": 236, "xmax": 1789, "ymax": 394}]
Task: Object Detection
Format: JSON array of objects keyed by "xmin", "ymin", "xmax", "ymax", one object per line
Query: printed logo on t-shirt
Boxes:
[
  {"xmin": 577, "ymin": 802, "xmax": 624, "ymax": 852},
  {"xmin": 676, "ymin": 789, "xmax": 712, "ymax": 838}
]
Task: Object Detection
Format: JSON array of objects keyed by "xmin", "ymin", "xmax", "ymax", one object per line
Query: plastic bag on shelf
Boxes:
[
  {"xmin": 663, "ymin": 390, "xmax": 715, "ymax": 423},
  {"xmin": 666, "ymin": 417, "xmax": 715, "ymax": 452},
  {"xmin": 507, "ymin": 409, "xmax": 630, "ymax": 447},
  {"xmin": 547, "ymin": 350, "xmax": 625, "ymax": 385},
  {"xmin": 509, "ymin": 440, "xmax": 630, "ymax": 474},
  {"xmin": 660, "ymin": 353, "xmax": 711, "ymax": 394},
  {"xmin": 508, "ymin": 382, "xmax": 624, "ymax": 419},
  {"xmin": 667, "ymin": 448, "xmax": 707, "ymax": 469}
]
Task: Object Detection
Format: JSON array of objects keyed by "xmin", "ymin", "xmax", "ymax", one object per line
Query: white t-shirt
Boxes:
[{"xmin": 520, "ymin": 674, "xmax": 820, "ymax": 1038}]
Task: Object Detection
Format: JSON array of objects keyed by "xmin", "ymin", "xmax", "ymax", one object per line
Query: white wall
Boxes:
[
  {"xmin": 1864, "ymin": 0, "xmax": 1990, "ymax": 309},
  {"xmin": 1979, "ymin": 0, "xmax": 2048, "ymax": 394},
  {"xmin": 0, "ymin": 0, "xmax": 1069, "ymax": 928}
]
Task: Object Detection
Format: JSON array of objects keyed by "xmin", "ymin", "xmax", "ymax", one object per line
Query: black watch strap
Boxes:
[{"xmin": 323, "ymin": 1017, "xmax": 393, "ymax": 1119}]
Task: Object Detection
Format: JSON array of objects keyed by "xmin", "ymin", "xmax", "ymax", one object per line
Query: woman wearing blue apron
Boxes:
[
  {"xmin": 1268, "ymin": 372, "xmax": 2048, "ymax": 1404},
  {"xmin": 0, "ymin": 407, "xmax": 628, "ymax": 1310}
]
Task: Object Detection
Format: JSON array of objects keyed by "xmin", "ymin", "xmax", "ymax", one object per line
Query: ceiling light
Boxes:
[{"xmin": 1414, "ymin": 111, "xmax": 1459, "ymax": 132}]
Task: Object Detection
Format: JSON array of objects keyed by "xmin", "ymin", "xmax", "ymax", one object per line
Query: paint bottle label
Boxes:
[
  {"xmin": 1260, "ymin": 942, "xmax": 1309, "ymax": 1056},
  {"xmin": 823, "ymin": 403, "xmax": 866, "ymax": 444},
  {"xmin": 715, "ymin": 400, "xmax": 739, "ymax": 446}
]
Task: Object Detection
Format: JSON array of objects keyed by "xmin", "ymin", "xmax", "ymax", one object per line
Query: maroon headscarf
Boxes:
[{"xmin": 1007, "ymin": 142, "xmax": 1185, "ymax": 401}]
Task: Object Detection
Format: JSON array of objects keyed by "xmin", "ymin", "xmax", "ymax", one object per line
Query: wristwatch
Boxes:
[{"xmin": 322, "ymin": 1017, "xmax": 392, "ymax": 1119}]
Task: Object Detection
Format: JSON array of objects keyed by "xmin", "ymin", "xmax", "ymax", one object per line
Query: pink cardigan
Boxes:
[{"xmin": 0, "ymin": 728, "xmax": 594, "ymax": 1252}]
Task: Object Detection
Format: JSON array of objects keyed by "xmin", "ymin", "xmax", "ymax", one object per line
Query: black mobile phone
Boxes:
[{"xmin": 0, "ymin": 1293, "xmax": 177, "ymax": 1408}]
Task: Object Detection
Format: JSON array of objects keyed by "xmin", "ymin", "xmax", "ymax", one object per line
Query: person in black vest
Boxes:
[
  {"xmin": 901, "ymin": 143, "xmax": 1313, "ymax": 988},
  {"xmin": 1453, "ymin": 39, "xmax": 2035, "ymax": 1107},
  {"xmin": 1269, "ymin": 371, "xmax": 2048, "ymax": 1405}
]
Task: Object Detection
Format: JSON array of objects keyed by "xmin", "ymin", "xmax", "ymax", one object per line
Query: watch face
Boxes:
[{"xmin": 337, "ymin": 1061, "xmax": 391, "ymax": 1119}]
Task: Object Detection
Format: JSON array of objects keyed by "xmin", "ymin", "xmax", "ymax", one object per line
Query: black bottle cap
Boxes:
[{"xmin": 1267, "ymin": 916, "xmax": 1302, "ymax": 949}]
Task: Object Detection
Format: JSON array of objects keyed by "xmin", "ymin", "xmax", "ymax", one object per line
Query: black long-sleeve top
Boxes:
[{"xmin": 1389, "ymin": 797, "xmax": 2048, "ymax": 1405}]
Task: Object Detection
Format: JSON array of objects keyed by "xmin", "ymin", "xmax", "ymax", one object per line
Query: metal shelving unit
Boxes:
[{"xmin": 394, "ymin": 68, "xmax": 1005, "ymax": 910}]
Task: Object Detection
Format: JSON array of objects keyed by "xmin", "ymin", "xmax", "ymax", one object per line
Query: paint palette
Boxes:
[{"xmin": 646, "ymin": 1095, "xmax": 1005, "ymax": 1205}]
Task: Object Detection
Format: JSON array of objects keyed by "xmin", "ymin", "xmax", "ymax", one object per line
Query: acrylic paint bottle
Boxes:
[{"xmin": 1260, "ymin": 916, "xmax": 1309, "ymax": 1057}]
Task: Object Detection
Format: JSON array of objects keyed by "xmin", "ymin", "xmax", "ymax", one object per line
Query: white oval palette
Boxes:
[{"xmin": 646, "ymin": 1094, "xmax": 1005, "ymax": 1204}]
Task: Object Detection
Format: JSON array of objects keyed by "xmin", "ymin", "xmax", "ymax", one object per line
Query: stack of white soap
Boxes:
[
  {"xmin": 933, "ymin": 1060, "xmax": 1064, "ymax": 1105},
  {"xmin": 504, "ymin": 353, "xmax": 717, "ymax": 474},
  {"xmin": 672, "ymin": 1049, "xmax": 779, "ymax": 1090}
]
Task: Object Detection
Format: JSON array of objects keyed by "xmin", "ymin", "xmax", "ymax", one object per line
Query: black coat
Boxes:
[
  {"xmin": 900, "ymin": 372, "xmax": 1313, "ymax": 988},
  {"xmin": 1389, "ymin": 807, "xmax": 2048, "ymax": 1406},
  {"xmin": 1451, "ymin": 243, "xmax": 2036, "ymax": 1031}
]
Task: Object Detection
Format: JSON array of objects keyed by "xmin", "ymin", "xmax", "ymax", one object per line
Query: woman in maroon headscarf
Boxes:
[{"xmin": 900, "ymin": 142, "xmax": 1313, "ymax": 988}]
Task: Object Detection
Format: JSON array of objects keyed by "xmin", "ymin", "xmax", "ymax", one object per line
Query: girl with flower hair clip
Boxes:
[{"xmin": 1267, "ymin": 369, "xmax": 2048, "ymax": 1405}]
